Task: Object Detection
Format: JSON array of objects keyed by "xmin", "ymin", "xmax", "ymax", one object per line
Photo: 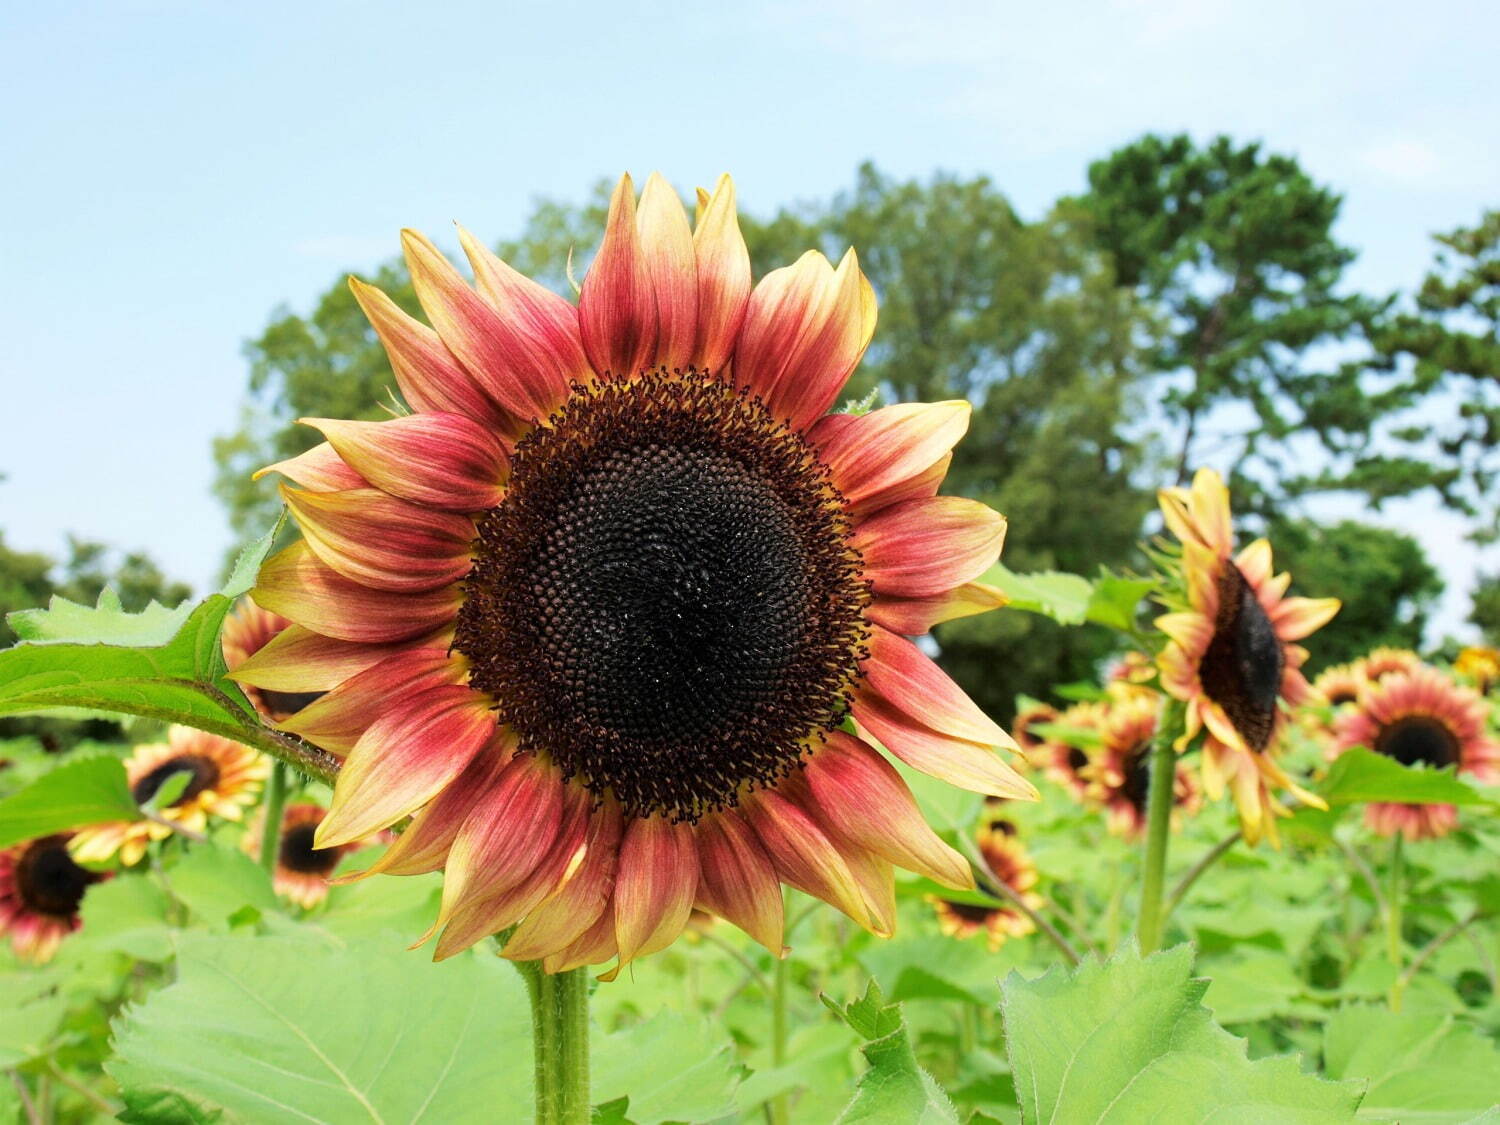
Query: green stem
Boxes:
[
  {"xmin": 769, "ymin": 941, "xmax": 791, "ymax": 1125},
  {"xmin": 1386, "ymin": 835, "xmax": 1405, "ymax": 1010},
  {"xmin": 518, "ymin": 962, "xmax": 591, "ymax": 1125},
  {"xmin": 1162, "ymin": 829, "xmax": 1242, "ymax": 921},
  {"xmin": 1136, "ymin": 698, "xmax": 1185, "ymax": 953},
  {"xmin": 259, "ymin": 762, "xmax": 288, "ymax": 875}
]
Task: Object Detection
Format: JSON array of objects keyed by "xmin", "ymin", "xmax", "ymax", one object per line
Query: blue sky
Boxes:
[{"xmin": 2, "ymin": 0, "xmax": 1496, "ymax": 635}]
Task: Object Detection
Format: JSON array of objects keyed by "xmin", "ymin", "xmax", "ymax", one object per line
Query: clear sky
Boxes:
[{"xmin": 2, "ymin": 0, "xmax": 1496, "ymax": 635}]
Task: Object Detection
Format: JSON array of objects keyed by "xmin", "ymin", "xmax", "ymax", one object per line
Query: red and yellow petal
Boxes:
[
  {"xmin": 853, "ymin": 497, "xmax": 1006, "ymax": 599},
  {"xmin": 811, "ymin": 401, "xmax": 970, "ymax": 512},
  {"xmin": 301, "ymin": 414, "xmax": 507, "ymax": 512},
  {"xmin": 579, "ymin": 174, "xmax": 658, "ymax": 379},
  {"xmin": 637, "ymin": 173, "xmax": 698, "ymax": 372},
  {"xmin": 611, "ymin": 816, "xmax": 699, "ymax": 969},
  {"xmin": 866, "ymin": 581, "xmax": 1008, "ymax": 636},
  {"xmin": 692, "ymin": 809, "xmax": 784, "ymax": 954},
  {"xmin": 691, "ymin": 174, "xmax": 751, "ymax": 374}
]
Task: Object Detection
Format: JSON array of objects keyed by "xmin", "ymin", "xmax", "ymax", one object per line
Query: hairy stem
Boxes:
[
  {"xmin": 1163, "ymin": 830, "xmax": 1242, "ymax": 921},
  {"xmin": 1136, "ymin": 698, "xmax": 1186, "ymax": 953},
  {"xmin": 518, "ymin": 962, "xmax": 591, "ymax": 1125},
  {"xmin": 959, "ymin": 835, "xmax": 1082, "ymax": 966},
  {"xmin": 258, "ymin": 762, "xmax": 288, "ymax": 875},
  {"xmin": 769, "ymin": 892, "xmax": 792, "ymax": 1125}
]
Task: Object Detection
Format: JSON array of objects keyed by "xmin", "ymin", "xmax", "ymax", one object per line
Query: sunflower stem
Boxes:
[
  {"xmin": 1386, "ymin": 835, "xmax": 1405, "ymax": 1010},
  {"xmin": 1136, "ymin": 698, "xmax": 1185, "ymax": 954},
  {"xmin": 520, "ymin": 962, "xmax": 591, "ymax": 1125},
  {"xmin": 258, "ymin": 762, "xmax": 288, "ymax": 876},
  {"xmin": 769, "ymin": 893, "xmax": 792, "ymax": 1125}
]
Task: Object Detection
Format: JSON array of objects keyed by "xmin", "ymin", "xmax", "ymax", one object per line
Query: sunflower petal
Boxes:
[
  {"xmin": 579, "ymin": 174, "xmax": 658, "ymax": 379},
  {"xmin": 252, "ymin": 541, "xmax": 462, "ymax": 643},
  {"xmin": 811, "ymin": 401, "xmax": 970, "ymax": 510},
  {"xmin": 867, "ymin": 581, "xmax": 1008, "ymax": 636},
  {"xmin": 301, "ymin": 414, "xmax": 507, "ymax": 512},
  {"xmin": 274, "ymin": 648, "xmax": 467, "ymax": 755},
  {"xmin": 741, "ymin": 788, "xmax": 871, "ymax": 930},
  {"xmin": 315, "ymin": 685, "xmax": 495, "ymax": 848},
  {"xmin": 543, "ymin": 901, "xmax": 617, "ymax": 974},
  {"xmin": 281, "ymin": 486, "xmax": 474, "ymax": 593},
  {"xmin": 228, "ymin": 624, "xmax": 438, "ymax": 693},
  {"xmin": 862, "ymin": 626, "xmax": 1013, "ymax": 747},
  {"xmin": 612, "ymin": 816, "xmax": 699, "ymax": 967},
  {"xmin": 693, "ymin": 809, "xmax": 784, "ymax": 954},
  {"xmin": 637, "ymin": 173, "xmax": 698, "ymax": 371},
  {"xmin": 504, "ymin": 799, "xmax": 624, "ymax": 962},
  {"xmin": 853, "ymin": 497, "xmax": 1007, "ymax": 599},
  {"xmin": 254, "ymin": 441, "xmax": 366, "ymax": 492},
  {"xmin": 804, "ymin": 731, "xmax": 973, "ymax": 890},
  {"xmin": 692, "ymin": 174, "xmax": 752, "ymax": 374},
  {"xmin": 1271, "ymin": 596, "xmax": 1340, "ymax": 641},
  {"xmin": 852, "ymin": 689, "xmax": 1036, "ymax": 800}
]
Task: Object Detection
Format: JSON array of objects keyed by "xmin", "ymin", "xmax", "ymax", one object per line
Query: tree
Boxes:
[
  {"xmin": 1076, "ymin": 134, "xmax": 1378, "ymax": 505},
  {"xmin": 1268, "ymin": 517, "xmax": 1442, "ymax": 671},
  {"xmin": 1369, "ymin": 210, "xmax": 1500, "ymax": 539}
]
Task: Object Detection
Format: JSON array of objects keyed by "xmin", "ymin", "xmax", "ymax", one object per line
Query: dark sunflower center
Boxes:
[
  {"xmin": 16, "ymin": 836, "xmax": 99, "ymax": 918},
  {"xmin": 1199, "ymin": 563, "xmax": 1284, "ymax": 751},
  {"xmin": 1065, "ymin": 747, "xmax": 1089, "ymax": 772},
  {"xmin": 1374, "ymin": 715, "xmax": 1462, "ymax": 769},
  {"xmin": 131, "ymin": 754, "xmax": 220, "ymax": 808},
  {"xmin": 1120, "ymin": 743, "xmax": 1153, "ymax": 812},
  {"xmin": 278, "ymin": 823, "xmax": 342, "ymax": 875},
  {"xmin": 455, "ymin": 369, "xmax": 870, "ymax": 821},
  {"xmin": 944, "ymin": 900, "xmax": 997, "ymax": 923},
  {"xmin": 1328, "ymin": 688, "xmax": 1357, "ymax": 706}
]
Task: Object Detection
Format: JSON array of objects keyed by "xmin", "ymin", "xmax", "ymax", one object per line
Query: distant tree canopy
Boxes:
[{"xmin": 213, "ymin": 142, "xmax": 1478, "ymax": 715}]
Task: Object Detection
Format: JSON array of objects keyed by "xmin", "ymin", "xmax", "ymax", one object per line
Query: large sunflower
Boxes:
[
  {"xmin": 1083, "ymin": 693, "xmax": 1199, "ymax": 838},
  {"xmin": 70, "ymin": 728, "xmax": 268, "ymax": 866},
  {"xmin": 0, "ymin": 835, "xmax": 105, "ymax": 963},
  {"xmin": 243, "ymin": 803, "xmax": 381, "ymax": 908},
  {"xmin": 222, "ymin": 598, "xmax": 325, "ymax": 722},
  {"xmin": 238, "ymin": 173, "xmax": 1031, "ymax": 971},
  {"xmin": 1156, "ymin": 468, "xmax": 1339, "ymax": 843},
  {"xmin": 1332, "ymin": 666, "xmax": 1500, "ymax": 840}
]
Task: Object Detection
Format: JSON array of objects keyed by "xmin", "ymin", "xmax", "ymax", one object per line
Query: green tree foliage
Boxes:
[
  {"xmin": 1371, "ymin": 210, "xmax": 1500, "ymax": 539},
  {"xmin": 1077, "ymin": 134, "xmax": 1378, "ymax": 503},
  {"xmin": 1469, "ymin": 573, "xmax": 1500, "ymax": 644},
  {"xmin": 1268, "ymin": 517, "xmax": 1442, "ymax": 671}
]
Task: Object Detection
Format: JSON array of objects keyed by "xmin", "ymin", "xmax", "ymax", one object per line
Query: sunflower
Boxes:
[
  {"xmin": 1106, "ymin": 650, "xmax": 1157, "ymax": 699},
  {"xmin": 70, "ymin": 728, "xmax": 269, "ymax": 866},
  {"xmin": 1083, "ymin": 693, "xmax": 1199, "ymax": 838},
  {"xmin": 1037, "ymin": 701, "xmax": 1103, "ymax": 800},
  {"xmin": 1011, "ymin": 700, "xmax": 1059, "ymax": 758},
  {"xmin": 1361, "ymin": 647, "xmax": 1420, "ymax": 683},
  {"xmin": 221, "ymin": 598, "xmax": 326, "ymax": 722},
  {"xmin": 1310, "ymin": 662, "xmax": 1367, "ymax": 708},
  {"xmin": 242, "ymin": 803, "xmax": 381, "ymax": 908},
  {"xmin": 1331, "ymin": 666, "xmax": 1500, "ymax": 840},
  {"xmin": 932, "ymin": 824, "xmax": 1040, "ymax": 950},
  {"xmin": 1155, "ymin": 468, "xmax": 1339, "ymax": 843},
  {"xmin": 0, "ymin": 835, "xmax": 105, "ymax": 962},
  {"xmin": 239, "ymin": 173, "xmax": 1030, "ymax": 971},
  {"xmin": 1454, "ymin": 646, "xmax": 1500, "ymax": 695}
]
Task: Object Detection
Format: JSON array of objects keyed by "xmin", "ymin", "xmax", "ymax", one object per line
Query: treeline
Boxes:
[{"xmin": 209, "ymin": 135, "xmax": 1495, "ymax": 717}]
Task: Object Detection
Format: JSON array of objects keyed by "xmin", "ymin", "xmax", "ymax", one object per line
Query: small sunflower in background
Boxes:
[
  {"xmin": 1331, "ymin": 666, "xmax": 1500, "ymax": 840},
  {"xmin": 1084, "ymin": 693, "xmax": 1200, "ymax": 838},
  {"xmin": 1105, "ymin": 650, "xmax": 1157, "ymax": 699},
  {"xmin": 1155, "ymin": 468, "xmax": 1339, "ymax": 844},
  {"xmin": 70, "ymin": 728, "xmax": 269, "ymax": 866},
  {"xmin": 1360, "ymin": 647, "xmax": 1420, "ymax": 684},
  {"xmin": 1309, "ymin": 662, "xmax": 1367, "ymax": 709},
  {"xmin": 1011, "ymin": 699, "xmax": 1060, "ymax": 763},
  {"xmin": 240, "ymin": 172, "xmax": 1031, "ymax": 971},
  {"xmin": 1037, "ymin": 701, "xmax": 1104, "ymax": 801},
  {"xmin": 0, "ymin": 835, "xmax": 105, "ymax": 963},
  {"xmin": 242, "ymin": 803, "xmax": 382, "ymax": 908},
  {"xmin": 932, "ymin": 823, "xmax": 1040, "ymax": 950},
  {"xmin": 221, "ymin": 598, "xmax": 325, "ymax": 723},
  {"xmin": 1454, "ymin": 646, "xmax": 1500, "ymax": 695}
]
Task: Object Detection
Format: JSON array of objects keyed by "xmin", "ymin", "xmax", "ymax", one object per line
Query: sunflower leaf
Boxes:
[
  {"xmin": 107, "ymin": 932, "xmax": 532, "ymax": 1122},
  {"xmin": 1318, "ymin": 747, "xmax": 1496, "ymax": 808},
  {"xmin": 0, "ymin": 754, "xmax": 138, "ymax": 849},
  {"xmin": 592, "ymin": 1010, "xmax": 742, "ymax": 1124},
  {"xmin": 823, "ymin": 979, "xmax": 960, "ymax": 1124},
  {"xmin": 983, "ymin": 563, "xmax": 1094, "ymax": 625},
  {"xmin": 999, "ymin": 944, "xmax": 1362, "ymax": 1123},
  {"xmin": 1322, "ymin": 1005, "xmax": 1500, "ymax": 1122}
]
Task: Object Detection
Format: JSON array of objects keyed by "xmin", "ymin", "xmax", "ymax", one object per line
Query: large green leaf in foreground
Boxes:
[
  {"xmin": 1323, "ymin": 1006, "xmax": 1500, "ymax": 1122},
  {"xmin": 108, "ymin": 933, "xmax": 533, "ymax": 1123},
  {"xmin": 999, "ymin": 945, "xmax": 1362, "ymax": 1123}
]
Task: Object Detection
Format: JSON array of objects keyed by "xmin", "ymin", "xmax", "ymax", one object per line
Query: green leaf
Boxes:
[
  {"xmin": 68, "ymin": 873, "xmax": 175, "ymax": 962},
  {"xmin": 823, "ymin": 980, "xmax": 959, "ymax": 1124},
  {"xmin": 999, "ymin": 945, "xmax": 1361, "ymax": 1123},
  {"xmin": 593, "ymin": 1011, "xmax": 742, "ymax": 1124},
  {"xmin": 984, "ymin": 563, "xmax": 1093, "ymax": 625},
  {"xmin": 1323, "ymin": 1006, "xmax": 1500, "ymax": 1122},
  {"xmin": 1319, "ymin": 748, "xmax": 1495, "ymax": 808},
  {"xmin": 108, "ymin": 933, "xmax": 532, "ymax": 1122},
  {"xmin": 1084, "ymin": 570, "xmax": 1155, "ymax": 631},
  {"xmin": 0, "ymin": 967, "xmax": 70, "ymax": 1067},
  {"xmin": 0, "ymin": 755, "xmax": 137, "ymax": 848},
  {"xmin": 167, "ymin": 842, "xmax": 279, "ymax": 927},
  {"xmin": 9, "ymin": 586, "xmax": 191, "ymax": 646}
]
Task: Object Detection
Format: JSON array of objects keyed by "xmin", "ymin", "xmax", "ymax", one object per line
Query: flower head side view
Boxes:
[
  {"xmin": 0, "ymin": 834, "xmax": 106, "ymax": 963},
  {"xmin": 234, "ymin": 172, "xmax": 1034, "ymax": 972},
  {"xmin": 1155, "ymin": 468, "xmax": 1340, "ymax": 845}
]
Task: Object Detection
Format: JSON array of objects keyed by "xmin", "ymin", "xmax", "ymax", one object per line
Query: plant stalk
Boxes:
[
  {"xmin": 259, "ymin": 762, "xmax": 288, "ymax": 876},
  {"xmin": 769, "ymin": 894, "xmax": 792, "ymax": 1125},
  {"xmin": 1386, "ymin": 835, "xmax": 1405, "ymax": 1010},
  {"xmin": 520, "ymin": 963, "xmax": 591, "ymax": 1125},
  {"xmin": 1136, "ymin": 698, "xmax": 1185, "ymax": 953},
  {"xmin": 1163, "ymin": 829, "xmax": 1242, "ymax": 921}
]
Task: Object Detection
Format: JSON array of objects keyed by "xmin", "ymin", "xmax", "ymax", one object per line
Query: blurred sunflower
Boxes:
[
  {"xmin": 1083, "ymin": 693, "xmax": 1200, "ymax": 838},
  {"xmin": 70, "ymin": 728, "xmax": 268, "ymax": 866},
  {"xmin": 1037, "ymin": 701, "xmax": 1103, "ymax": 800},
  {"xmin": 1361, "ymin": 647, "xmax": 1420, "ymax": 683},
  {"xmin": 242, "ymin": 803, "xmax": 383, "ymax": 908},
  {"xmin": 1310, "ymin": 662, "xmax": 1367, "ymax": 708},
  {"xmin": 221, "ymin": 598, "xmax": 325, "ymax": 722},
  {"xmin": 1011, "ymin": 700, "xmax": 1060, "ymax": 759},
  {"xmin": 1106, "ymin": 650, "xmax": 1157, "ymax": 698},
  {"xmin": 1156, "ymin": 469, "xmax": 1339, "ymax": 843},
  {"xmin": 932, "ymin": 823, "xmax": 1040, "ymax": 950},
  {"xmin": 1332, "ymin": 666, "xmax": 1500, "ymax": 840},
  {"xmin": 0, "ymin": 835, "xmax": 105, "ymax": 962},
  {"xmin": 241, "ymin": 173, "xmax": 1030, "ymax": 971},
  {"xmin": 1454, "ymin": 646, "xmax": 1500, "ymax": 694}
]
